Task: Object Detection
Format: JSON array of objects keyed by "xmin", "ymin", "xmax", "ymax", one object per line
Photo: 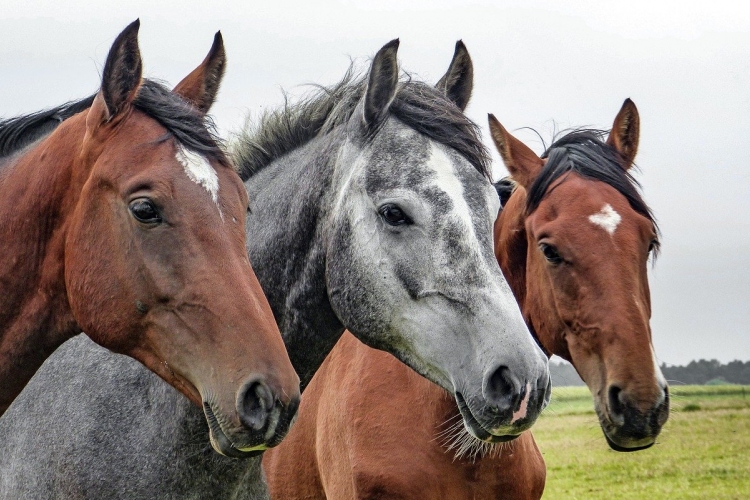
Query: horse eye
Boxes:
[
  {"xmin": 129, "ymin": 198, "xmax": 162, "ymax": 224},
  {"xmin": 648, "ymin": 239, "xmax": 659, "ymax": 253},
  {"xmin": 540, "ymin": 243, "xmax": 563, "ymax": 265},
  {"xmin": 379, "ymin": 203, "xmax": 412, "ymax": 226}
]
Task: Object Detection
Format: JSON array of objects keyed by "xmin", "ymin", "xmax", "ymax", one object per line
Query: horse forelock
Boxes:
[
  {"xmin": 231, "ymin": 67, "xmax": 491, "ymax": 182},
  {"xmin": 527, "ymin": 129, "xmax": 660, "ymax": 256}
]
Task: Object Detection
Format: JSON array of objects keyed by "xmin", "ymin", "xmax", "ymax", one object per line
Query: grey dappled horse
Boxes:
[{"xmin": 0, "ymin": 41, "xmax": 549, "ymax": 498}]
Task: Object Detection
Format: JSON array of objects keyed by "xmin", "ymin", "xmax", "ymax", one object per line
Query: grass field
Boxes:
[{"xmin": 535, "ymin": 385, "xmax": 750, "ymax": 499}]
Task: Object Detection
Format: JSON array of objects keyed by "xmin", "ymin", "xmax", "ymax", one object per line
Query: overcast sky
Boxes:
[{"xmin": 2, "ymin": 1, "xmax": 748, "ymax": 365}]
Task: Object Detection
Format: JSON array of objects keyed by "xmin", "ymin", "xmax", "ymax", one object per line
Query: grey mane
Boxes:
[{"xmin": 232, "ymin": 67, "xmax": 491, "ymax": 181}]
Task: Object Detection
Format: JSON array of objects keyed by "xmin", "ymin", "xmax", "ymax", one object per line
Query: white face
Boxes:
[{"xmin": 326, "ymin": 119, "xmax": 549, "ymax": 441}]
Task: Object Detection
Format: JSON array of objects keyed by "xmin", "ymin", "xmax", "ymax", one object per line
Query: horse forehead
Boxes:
[
  {"xmin": 423, "ymin": 143, "xmax": 490, "ymax": 215},
  {"xmin": 542, "ymin": 177, "xmax": 631, "ymax": 223},
  {"xmin": 175, "ymin": 145, "xmax": 220, "ymax": 207},
  {"xmin": 365, "ymin": 124, "xmax": 488, "ymax": 199}
]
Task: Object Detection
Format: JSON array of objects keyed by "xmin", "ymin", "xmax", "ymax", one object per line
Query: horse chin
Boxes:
[
  {"xmin": 203, "ymin": 402, "xmax": 267, "ymax": 459},
  {"xmin": 603, "ymin": 432, "xmax": 655, "ymax": 452},
  {"xmin": 454, "ymin": 392, "xmax": 520, "ymax": 444},
  {"xmin": 596, "ymin": 408, "xmax": 657, "ymax": 452}
]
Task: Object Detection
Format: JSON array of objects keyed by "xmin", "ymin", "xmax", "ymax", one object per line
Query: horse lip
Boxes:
[
  {"xmin": 603, "ymin": 431, "xmax": 655, "ymax": 452},
  {"xmin": 454, "ymin": 392, "xmax": 519, "ymax": 444},
  {"xmin": 202, "ymin": 402, "xmax": 267, "ymax": 459}
]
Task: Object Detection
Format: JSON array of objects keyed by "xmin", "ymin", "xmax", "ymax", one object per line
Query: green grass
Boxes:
[{"xmin": 535, "ymin": 385, "xmax": 750, "ymax": 499}]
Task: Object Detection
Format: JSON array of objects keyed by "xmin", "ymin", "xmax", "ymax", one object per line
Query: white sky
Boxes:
[{"xmin": 2, "ymin": 0, "xmax": 749, "ymax": 365}]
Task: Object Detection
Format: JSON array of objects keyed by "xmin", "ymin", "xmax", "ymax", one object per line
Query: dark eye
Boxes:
[
  {"xmin": 540, "ymin": 243, "xmax": 563, "ymax": 265},
  {"xmin": 129, "ymin": 198, "xmax": 162, "ymax": 224},
  {"xmin": 379, "ymin": 204, "xmax": 412, "ymax": 226},
  {"xmin": 648, "ymin": 239, "xmax": 659, "ymax": 253}
]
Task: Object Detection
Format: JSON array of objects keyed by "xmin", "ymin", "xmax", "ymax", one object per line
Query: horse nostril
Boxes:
[
  {"xmin": 540, "ymin": 374, "xmax": 552, "ymax": 406},
  {"xmin": 608, "ymin": 385, "xmax": 626, "ymax": 425},
  {"xmin": 484, "ymin": 365, "xmax": 521, "ymax": 411},
  {"xmin": 237, "ymin": 378, "xmax": 274, "ymax": 431}
]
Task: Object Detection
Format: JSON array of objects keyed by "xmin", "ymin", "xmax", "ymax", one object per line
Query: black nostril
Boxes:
[
  {"xmin": 237, "ymin": 378, "xmax": 274, "ymax": 431},
  {"xmin": 485, "ymin": 365, "xmax": 521, "ymax": 410},
  {"xmin": 608, "ymin": 385, "xmax": 625, "ymax": 420}
]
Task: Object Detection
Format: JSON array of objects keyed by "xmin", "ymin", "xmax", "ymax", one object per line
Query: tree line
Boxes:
[{"xmin": 550, "ymin": 359, "xmax": 750, "ymax": 387}]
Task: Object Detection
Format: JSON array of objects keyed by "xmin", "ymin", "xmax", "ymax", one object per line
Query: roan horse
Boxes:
[
  {"xmin": 0, "ymin": 40, "xmax": 548, "ymax": 499},
  {"xmin": 263, "ymin": 98, "xmax": 669, "ymax": 499},
  {"xmin": 0, "ymin": 21, "xmax": 300, "ymax": 457}
]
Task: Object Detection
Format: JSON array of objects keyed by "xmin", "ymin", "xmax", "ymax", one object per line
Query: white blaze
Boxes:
[
  {"xmin": 427, "ymin": 143, "xmax": 482, "ymax": 255},
  {"xmin": 176, "ymin": 146, "xmax": 220, "ymax": 207},
  {"xmin": 588, "ymin": 203, "xmax": 621, "ymax": 235}
]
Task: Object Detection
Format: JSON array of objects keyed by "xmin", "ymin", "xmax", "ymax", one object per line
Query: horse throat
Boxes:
[{"xmin": 243, "ymin": 135, "xmax": 346, "ymax": 390}]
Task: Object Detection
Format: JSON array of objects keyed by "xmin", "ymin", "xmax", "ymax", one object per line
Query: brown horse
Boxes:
[
  {"xmin": 263, "ymin": 99, "xmax": 669, "ymax": 498},
  {"xmin": 0, "ymin": 21, "xmax": 300, "ymax": 457}
]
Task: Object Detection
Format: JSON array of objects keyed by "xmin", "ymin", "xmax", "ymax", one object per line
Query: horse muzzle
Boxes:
[{"xmin": 203, "ymin": 377, "xmax": 300, "ymax": 458}]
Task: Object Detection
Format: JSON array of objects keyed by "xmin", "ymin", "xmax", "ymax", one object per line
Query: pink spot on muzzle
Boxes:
[{"xmin": 511, "ymin": 383, "xmax": 532, "ymax": 423}]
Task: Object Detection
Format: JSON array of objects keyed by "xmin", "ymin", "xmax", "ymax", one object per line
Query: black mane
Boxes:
[
  {"xmin": 232, "ymin": 68, "xmax": 490, "ymax": 181},
  {"xmin": 527, "ymin": 129, "xmax": 659, "ymax": 250},
  {"xmin": 0, "ymin": 95, "xmax": 95, "ymax": 158},
  {"xmin": 0, "ymin": 79, "xmax": 226, "ymax": 165}
]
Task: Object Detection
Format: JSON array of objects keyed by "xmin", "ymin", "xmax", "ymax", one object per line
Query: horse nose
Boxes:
[
  {"xmin": 236, "ymin": 377, "xmax": 275, "ymax": 431},
  {"xmin": 607, "ymin": 383, "xmax": 670, "ymax": 432},
  {"xmin": 656, "ymin": 385, "xmax": 670, "ymax": 427},
  {"xmin": 607, "ymin": 384, "xmax": 627, "ymax": 427},
  {"xmin": 483, "ymin": 365, "xmax": 523, "ymax": 413}
]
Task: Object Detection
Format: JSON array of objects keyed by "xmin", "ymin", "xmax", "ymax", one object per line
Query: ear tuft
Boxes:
[
  {"xmin": 488, "ymin": 113, "xmax": 544, "ymax": 189},
  {"xmin": 100, "ymin": 19, "xmax": 143, "ymax": 120},
  {"xmin": 363, "ymin": 39, "xmax": 400, "ymax": 128},
  {"xmin": 606, "ymin": 98, "xmax": 640, "ymax": 170},
  {"xmin": 436, "ymin": 40, "xmax": 473, "ymax": 111},
  {"xmin": 173, "ymin": 31, "xmax": 227, "ymax": 114}
]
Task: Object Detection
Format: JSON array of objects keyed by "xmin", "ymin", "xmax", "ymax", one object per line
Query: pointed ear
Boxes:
[
  {"xmin": 173, "ymin": 31, "xmax": 227, "ymax": 114},
  {"xmin": 99, "ymin": 19, "xmax": 142, "ymax": 122},
  {"xmin": 436, "ymin": 40, "xmax": 473, "ymax": 111},
  {"xmin": 606, "ymin": 98, "xmax": 640, "ymax": 170},
  {"xmin": 363, "ymin": 39, "xmax": 400, "ymax": 128},
  {"xmin": 488, "ymin": 114, "xmax": 544, "ymax": 189}
]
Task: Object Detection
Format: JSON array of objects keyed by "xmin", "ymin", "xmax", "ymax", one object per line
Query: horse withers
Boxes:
[
  {"xmin": 0, "ymin": 22, "xmax": 299, "ymax": 456},
  {"xmin": 263, "ymin": 98, "xmax": 668, "ymax": 499}
]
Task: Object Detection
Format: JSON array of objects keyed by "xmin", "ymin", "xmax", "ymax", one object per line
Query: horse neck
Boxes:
[
  {"xmin": 244, "ymin": 133, "xmax": 346, "ymax": 390},
  {"xmin": 0, "ymin": 113, "xmax": 89, "ymax": 412}
]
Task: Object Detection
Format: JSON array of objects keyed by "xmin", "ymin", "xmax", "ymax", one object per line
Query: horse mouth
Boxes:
[
  {"xmin": 596, "ymin": 406, "xmax": 658, "ymax": 452},
  {"xmin": 203, "ymin": 402, "xmax": 267, "ymax": 458},
  {"xmin": 454, "ymin": 392, "xmax": 519, "ymax": 444},
  {"xmin": 603, "ymin": 432, "xmax": 655, "ymax": 452}
]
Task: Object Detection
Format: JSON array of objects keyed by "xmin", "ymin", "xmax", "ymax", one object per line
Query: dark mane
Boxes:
[
  {"xmin": 0, "ymin": 79, "xmax": 226, "ymax": 165},
  {"xmin": 232, "ymin": 68, "xmax": 490, "ymax": 181},
  {"xmin": 527, "ymin": 129, "xmax": 659, "ymax": 251},
  {"xmin": 132, "ymin": 80, "xmax": 227, "ymax": 164},
  {"xmin": 0, "ymin": 95, "xmax": 96, "ymax": 158}
]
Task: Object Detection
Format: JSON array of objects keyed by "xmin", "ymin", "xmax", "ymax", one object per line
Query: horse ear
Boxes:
[
  {"xmin": 363, "ymin": 39, "xmax": 400, "ymax": 128},
  {"xmin": 488, "ymin": 114, "xmax": 544, "ymax": 189},
  {"xmin": 173, "ymin": 31, "xmax": 227, "ymax": 114},
  {"xmin": 606, "ymin": 98, "xmax": 640, "ymax": 170},
  {"xmin": 99, "ymin": 19, "xmax": 143, "ymax": 121},
  {"xmin": 436, "ymin": 40, "xmax": 473, "ymax": 111}
]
